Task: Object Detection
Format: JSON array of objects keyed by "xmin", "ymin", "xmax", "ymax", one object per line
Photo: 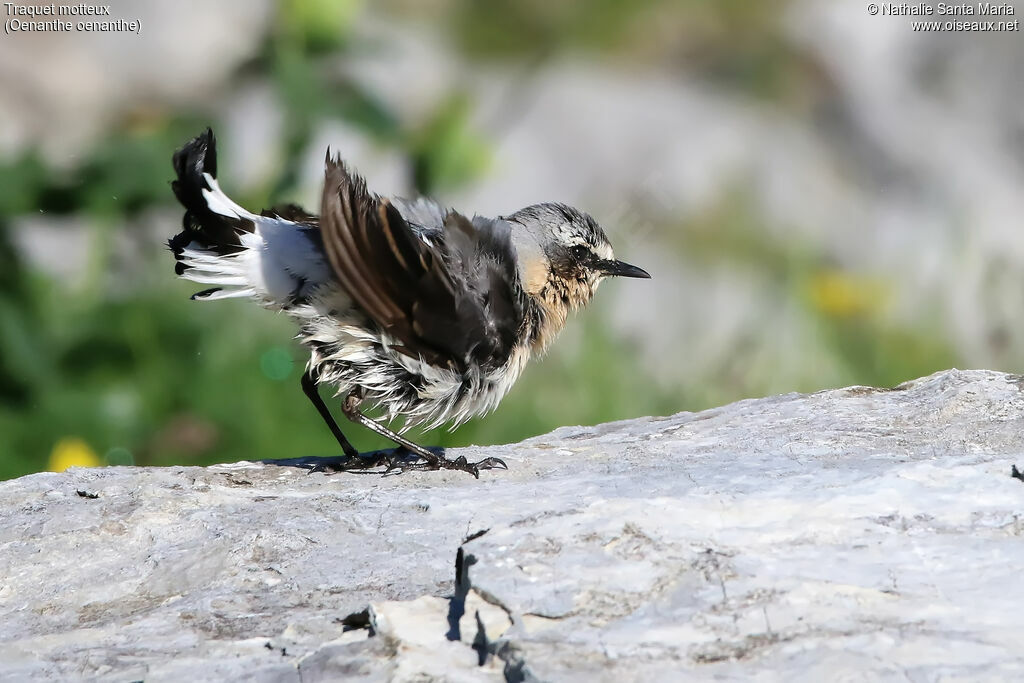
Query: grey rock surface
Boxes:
[{"xmin": 2, "ymin": 369, "xmax": 1024, "ymax": 681}]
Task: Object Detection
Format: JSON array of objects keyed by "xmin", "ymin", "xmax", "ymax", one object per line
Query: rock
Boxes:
[{"xmin": 2, "ymin": 369, "xmax": 1023, "ymax": 681}]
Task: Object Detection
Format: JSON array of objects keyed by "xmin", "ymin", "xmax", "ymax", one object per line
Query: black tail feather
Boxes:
[
  {"xmin": 190, "ymin": 287, "xmax": 223, "ymax": 301},
  {"xmin": 168, "ymin": 128, "xmax": 250, "ymax": 275},
  {"xmin": 171, "ymin": 127, "xmax": 218, "ymax": 212}
]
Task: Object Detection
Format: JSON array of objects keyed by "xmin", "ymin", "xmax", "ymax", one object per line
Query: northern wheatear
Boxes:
[{"xmin": 169, "ymin": 129, "xmax": 649, "ymax": 477}]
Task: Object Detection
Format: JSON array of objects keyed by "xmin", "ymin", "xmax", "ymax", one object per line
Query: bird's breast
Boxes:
[
  {"xmin": 301, "ymin": 312, "xmax": 535, "ymax": 432},
  {"xmin": 383, "ymin": 340, "xmax": 534, "ymax": 429}
]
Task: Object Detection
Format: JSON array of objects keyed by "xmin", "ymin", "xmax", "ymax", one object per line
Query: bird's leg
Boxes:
[
  {"xmin": 340, "ymin": 394, "xmax": 507, "ymax": 479},
  {"xmin": 339, "ymin": 394, "xmax": 439, "ymax": 466},
  {"xmin": 302, "ymin": 372, "xmax": 400, "ymax": 472},
  {"xmin": 301, "ymin": 369, "xmax": 359, "ymax": 460}
]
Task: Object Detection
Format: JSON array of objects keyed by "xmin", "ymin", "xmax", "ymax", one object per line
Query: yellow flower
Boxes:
[
  {"xmin": 807, "ymin": 270, "xmax": 886, "ymax": 318},
  {"xmin": 48, "ymin": 437, "xmax": 101, "ymax": 472}
]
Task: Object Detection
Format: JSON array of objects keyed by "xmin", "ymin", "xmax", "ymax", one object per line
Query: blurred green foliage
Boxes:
[
  {"xmin": 411, "ymin": 93, "xmax": 493, "ymax": 195},
  {"xmin": 403, "ymin": 0, "xmax": 812, "ymax": 102},
  {"xmin": 0, "ymin": 0, "xmax": 680, "ymax": 480},
  {"xmin": 0, "ymin": 0, "xmax": 965, "ymax": 480}
]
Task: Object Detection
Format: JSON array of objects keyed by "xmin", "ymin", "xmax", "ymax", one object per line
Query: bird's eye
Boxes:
[{"xmin": 570, "ymin": 245, "xmax": 590, "ymax": 260}]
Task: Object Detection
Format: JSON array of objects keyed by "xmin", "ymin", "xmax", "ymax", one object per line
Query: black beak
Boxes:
[{"xmin": 598, "ymin": 259, "xmax": 651, "ymax": 279}]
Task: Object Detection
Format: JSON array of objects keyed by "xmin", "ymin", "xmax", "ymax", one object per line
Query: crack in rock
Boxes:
[{"xmin": 332, "ymin": 536, "xmax": 528, "ymax": 681}]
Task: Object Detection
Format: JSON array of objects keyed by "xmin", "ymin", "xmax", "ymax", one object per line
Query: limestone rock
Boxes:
[{"xmin": 2, "ymin": 369, "xmax": 1023, "ymax": 680}]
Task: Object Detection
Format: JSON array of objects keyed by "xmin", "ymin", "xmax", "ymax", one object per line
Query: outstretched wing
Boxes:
[{"xmin": 319, "ymin": 154, "xmax": 524, "ymax": 372}]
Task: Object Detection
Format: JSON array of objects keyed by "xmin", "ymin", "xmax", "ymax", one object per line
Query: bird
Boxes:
[{"xmin": 168, "ymin": 128, "xmax": 650, "ymax": 477}]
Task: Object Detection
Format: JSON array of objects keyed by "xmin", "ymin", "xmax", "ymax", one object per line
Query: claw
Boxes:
[
  {"xmin": 307, "ymin": 462, "xmax": 342, "ymax": 475},
  {"xmin": 306, "ymin": 456, "xmax": 357, "ymax": 475},
  {"xmin": 382, "ymin": 457, "xmax": 404, "ymax": 476},
  {"xmin": 430, "ymin": 454, "xmax": 508, "ymax": 478},
  {"xmin": 474, "ymin": 457, "xmax": 508, "ymax": 471}
]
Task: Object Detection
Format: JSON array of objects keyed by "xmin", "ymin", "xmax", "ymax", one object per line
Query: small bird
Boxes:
[{"xmin": 168, "ymin": 129, "xmax": 650, "ymax": 477}]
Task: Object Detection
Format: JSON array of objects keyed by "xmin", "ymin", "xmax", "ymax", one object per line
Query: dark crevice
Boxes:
[
  {"xmin": 331, "ymin": 530, "xmax": 537, "ymax": 681},
  {"xmin": 472, "ymin": 610, "xmax": 489, "ymax": 666},
  {"xmin": 450, "ymin": 536, "xmax": 538, "ymax": 682},
  {"xmin": 494, "ymin": 640, "xmax": 534, "ymax": 683},
  {"xmin": 464, "ymin": 527, "xmax": 490, "ymax": 543},
  {"xmin": 446, "ymin": 545, "xmax": 477, "ymax": 641},
  {"xmin": 338, "ymin": 608, "xmax": 375, "ymax": 636}
]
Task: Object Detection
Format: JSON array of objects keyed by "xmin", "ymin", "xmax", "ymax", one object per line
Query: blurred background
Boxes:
[{"xmin": 1, "ymin": 0, "xmax": 1021, "ymax": 479}]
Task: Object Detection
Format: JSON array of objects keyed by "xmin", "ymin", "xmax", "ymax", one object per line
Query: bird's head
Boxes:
[{"xmin": 505, "ymin": 203, "xmax": 650, "ymax": 312}]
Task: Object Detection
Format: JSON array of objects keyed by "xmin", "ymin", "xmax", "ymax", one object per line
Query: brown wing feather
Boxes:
[
  {"xmin": 319, "ymin": 154, "xmax": 524, "ymax": 371},
  {"xmin": 321, "ymin": 161, "xmax": 407, "ymax": 333}
]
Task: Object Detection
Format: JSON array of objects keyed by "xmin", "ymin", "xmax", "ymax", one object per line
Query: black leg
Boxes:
[
  {"xmin": 301, "ymin": 370, "xmax": 359, "ymax": 459},
  {"xmin": 339, "ymin": 395, "xmax": 439, "ymax": 465},
  {"xmin": 340, "ymin": 395, "xmax": 507, "ymax": 479}
]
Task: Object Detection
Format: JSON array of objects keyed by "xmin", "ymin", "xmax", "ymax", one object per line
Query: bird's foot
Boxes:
[
  {"xmin": 385, "ymin": 447, "xmax": 508, "ymax": 479},
  {"xmin": 305, "ymin": 458, "xmax": 352, "ymax": 474},
  {"xmin": 412, "ymin": 453, "xmax": 508, "ymax": 479},
  {"xmin": 441, "ymin": 455, "xmax": 508, "ymax": 479},
  {"xmin": 380, "ymin": 446, "xmax": 439, "ymax": 476},
  {"xmin": 306, "ymin": 447, "xmax": 507, "ymax": 479},
  {"xmin": 307, "ymin": 449, "xmax": 417, "ymax": 475}
]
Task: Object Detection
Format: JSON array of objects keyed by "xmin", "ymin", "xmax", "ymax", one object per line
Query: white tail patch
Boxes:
[
  {"xmin": 192, "ymin": 287, "xmax": 254, "ymax": 301},
  {"xmin": 201, "ymin": 173, "xmax": 254, "ymax": 220},
  {"xmin": 180, "ymin": 177, "xmax": 332, "ymax": 308},
  {"xmin": 179, "ymin": 242, "xmax": 257, "ymax": 301}
]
